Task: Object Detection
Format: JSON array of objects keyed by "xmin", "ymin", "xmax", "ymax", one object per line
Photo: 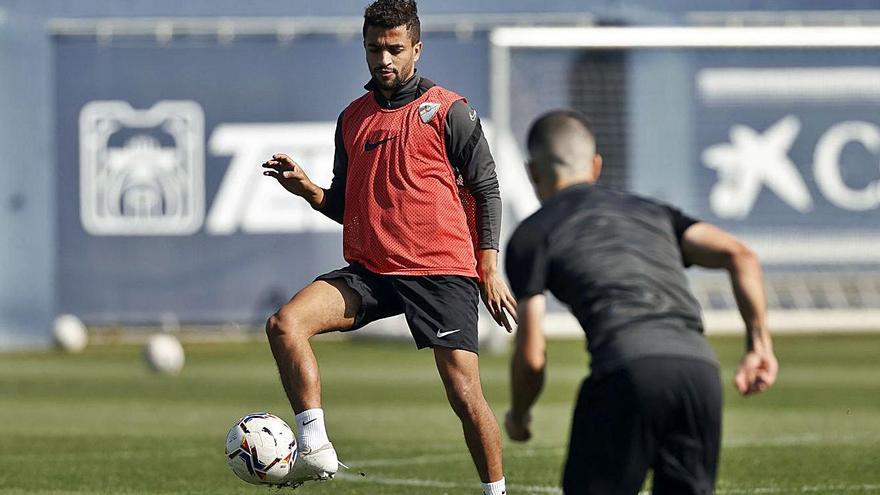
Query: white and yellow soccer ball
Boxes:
[{"xmin": 225, "ymin": 412, "xmax": 297, "ymax": 485}]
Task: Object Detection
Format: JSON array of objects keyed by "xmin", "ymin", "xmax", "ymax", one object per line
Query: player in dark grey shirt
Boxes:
[{"xmin": 504, "ymin": 110, "xmax": 778, "ymax": 495}]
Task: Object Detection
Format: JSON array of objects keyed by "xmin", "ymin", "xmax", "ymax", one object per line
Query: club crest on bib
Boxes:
[{"xmin": 418, "ymin": 102, "xmax": 441, "ymax": 123}]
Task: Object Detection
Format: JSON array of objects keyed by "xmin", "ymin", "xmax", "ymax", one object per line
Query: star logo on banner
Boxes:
[{"xmin": 702, "ymin": 115, "xmax": 813, "ymax": 219}]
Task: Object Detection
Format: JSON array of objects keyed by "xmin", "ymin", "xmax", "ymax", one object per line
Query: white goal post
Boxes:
[
  {"xmin": 490, "ymin": 25, "xmax": 880, "ymax": 137},
  {"xmin": 489, "ymin": 25, "xmax": 880, "ymax": 336}
]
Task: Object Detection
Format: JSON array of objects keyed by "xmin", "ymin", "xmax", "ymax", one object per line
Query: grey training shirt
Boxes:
[{"xmin": 505, "ymin": 183, "xmax": 717, "ymax": 376}]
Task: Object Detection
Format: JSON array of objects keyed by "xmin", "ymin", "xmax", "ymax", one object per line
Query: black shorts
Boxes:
[
  {"xmin": 563, "ymin": 356, "xmax": 722, "ymax": 495},
  {"xmin": 316, "ymin": 263, "xmax": 480, "ymax": 354}
]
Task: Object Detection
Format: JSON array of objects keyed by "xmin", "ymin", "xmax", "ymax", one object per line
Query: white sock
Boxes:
[
  {"xmin": 294, "ymin": 408, "xmax": 330, "ymax": 452},
  {"xmin": 482, "ymin": 477, "xmax": 506, "ymax": 495}
]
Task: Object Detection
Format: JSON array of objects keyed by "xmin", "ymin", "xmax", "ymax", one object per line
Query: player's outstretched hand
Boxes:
[
  {"xmin": 262, "ymin": 153, "xmax": 317, "ymax": 198},
  {"xmin": 734, "ymin": 349, "xmax": 778, "ymax": 396},
  {"xmin": 480, "ymin": 271, "xmax": 518, "ymax": 333},
  {"xmin": 504, "ymin": 410, "xmax": 532, "ymax": 442}
]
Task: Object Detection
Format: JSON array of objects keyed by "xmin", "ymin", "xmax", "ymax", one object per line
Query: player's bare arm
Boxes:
[
  {"xmin": 681, "ymin": 222, "xmax": 778, "ymax": 396},
  {"xmin": 478, "ymin": 249, "xmax": 518, "ymax": 332},
  {"xmin": 262, "ymin": 153, "xmax": 326, "ymax": 210},
  {"xmin": 505, "ymin": 293, "xmax": 547, "ymax": 442}
]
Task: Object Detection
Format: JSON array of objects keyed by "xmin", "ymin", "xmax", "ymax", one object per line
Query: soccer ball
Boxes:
[
  {"xmin": 144, "ymin": 334, "xmax": 185, "ymax": 375},
  {"xmin": 225, "ymin": 412, "xmax": 297, "ymax": 485},
  {"xmin": 53, "ymin": 314, "xmax": 87, "ymax": 353}
]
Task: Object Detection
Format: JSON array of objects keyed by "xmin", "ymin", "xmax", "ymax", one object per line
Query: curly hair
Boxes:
[{"xmin": 362, "ymin": 0, "xmax": 420, "ymax": 43}]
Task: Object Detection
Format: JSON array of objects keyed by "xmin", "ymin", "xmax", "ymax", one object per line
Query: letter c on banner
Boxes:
[{"xmin": 814, "ymin": 121, "xmax": 880, "ymax": 211}]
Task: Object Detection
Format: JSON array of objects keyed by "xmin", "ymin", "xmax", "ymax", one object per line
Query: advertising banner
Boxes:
[
  {"xmin": 54, "ymin": 34, "xmax": 488, "ymax": 323},
  {"xmin": 693, "ymin": 52, "xmax": 880, "ymax": 262}
]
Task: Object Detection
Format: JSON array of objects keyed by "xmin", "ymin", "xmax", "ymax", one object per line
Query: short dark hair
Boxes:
[
  {"xmin": 363, "ymin": 0, "xmax": 421, "ymax": 43},
  {"xmin": 526, "ymin": 109, "xmax": 595, "ymax": 153}
]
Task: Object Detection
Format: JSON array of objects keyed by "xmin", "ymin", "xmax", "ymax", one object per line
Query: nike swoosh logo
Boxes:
[
  {"xmin": 364, "ymin": 135, "xmax": 397, "ymax": 151},
  {"xmin": 436, "ymin": 329, "xmax": 461, "ymax": 338},
  {"xmin": 303, "ymin": 418, "xmax": 318, "ymax": 426}
]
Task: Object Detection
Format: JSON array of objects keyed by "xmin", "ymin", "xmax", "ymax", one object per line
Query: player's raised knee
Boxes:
[
  {"xmin": 265, "ymin": 313, "xmax": 284, "ymax": 339},
  {"xmin": 265, "ymin": 308, "xmax": 307, "ymax": 340}
]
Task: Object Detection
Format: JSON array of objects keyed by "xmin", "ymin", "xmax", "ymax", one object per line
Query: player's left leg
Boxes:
[
  {"xmin": 434, "ymin": 347, "xmax": 506, "ymax": 491},
  {"xmin": 391, "ymin": 275, "xmax": 506, "ymax": 493},
  {"xmin": 561, "ymin": 366, "xmax": 655, "ymax": 494},
  {"xmin": 650, "ymin": 358, "xmax": 722, "ymax": 495}
]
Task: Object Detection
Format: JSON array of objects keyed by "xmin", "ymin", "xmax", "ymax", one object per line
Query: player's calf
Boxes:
[{"xmin": 434, "ymin": 348, "xmax": 506, "ymax": 493}]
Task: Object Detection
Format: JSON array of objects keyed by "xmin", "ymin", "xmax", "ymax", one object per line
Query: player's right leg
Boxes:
[
  {"xmin": 562, "ymin": 366, "xmax": 655, "ymax": 494},
  {"xmin": 265, "ymin": 278, "xmax": 360, "ymax": 484},
  {"xmin": 266, "ymin": 278, "xmax": 360, "ymax": 412},
  {"xmin": 650, "ymin": 358, "xmax": 721, "ymax": 495},
  {"xmin": 434, "ymin": 347, "xmax": 505, "ymax": 489}
]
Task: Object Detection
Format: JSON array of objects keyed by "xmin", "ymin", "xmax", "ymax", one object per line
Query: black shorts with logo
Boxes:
[
  {"xmin": 316, "ymin": 263, "xmax": 480, "ymax": 354},
  {"xmin": 563, "ymin": 356, "xmax": 722, "ymax": 495}
]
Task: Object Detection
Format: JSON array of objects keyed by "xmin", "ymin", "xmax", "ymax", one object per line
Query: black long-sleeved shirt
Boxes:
[{"xmin": 318, "ymin": 73, "xmax": 502, "ymax": 251}]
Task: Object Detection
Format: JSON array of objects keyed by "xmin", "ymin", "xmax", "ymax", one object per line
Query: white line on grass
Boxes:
[
  {"xmin": 335, "ymin": 473, "xmax": 562, "ymax": 494},
  {"xmin": 716, "ymin": 484, "xmax": 880, "ymax": 494},
  {"xmin": 335, "ymin": 473, "xmax": 880, "ymax": 494},
  {"xmin": 724, "ymin": 432, "xmax": 880, "ymax": 447},
  {"xmin": 335, "ymin": 473, "xmax": 880, "ymax": 495},
  {"xmin": 346, "ymin": 432, "xmax": 880, "ymax": 469},
  {"xmin": 347, "ymin": 446, "xmax": 565, "ymax": 468},
  {"xmin": 347, "ymin": 451, "xmax": 469, "ymax": 467}
]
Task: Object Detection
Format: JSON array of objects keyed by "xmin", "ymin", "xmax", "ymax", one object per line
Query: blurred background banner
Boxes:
[
  {"xmin": 694, "ymin": 63, "xmax": 880, "ymax": 239},
  {"xmin": 53, "ymin": 32, "xmax": 492, "ymax": 325},
  {"xmin": 497, "ymin": 42, "xmax": 880, "ymax": 262},
  {"xmin": 490, "ymin": 26, "xmax": 880, "ymax": 334}
]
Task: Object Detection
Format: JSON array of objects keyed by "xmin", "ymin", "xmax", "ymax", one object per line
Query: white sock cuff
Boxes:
[
  {"xmin": 294, "ymin": 408, "xmax": 329, "ymax": 451},
  {"xmin": 295, "ymin": 408, "xmax": 324, "ymax": 424},
  {"xmin": 482, "ymin": 477, "xmax": 506, "ymax": 495}
]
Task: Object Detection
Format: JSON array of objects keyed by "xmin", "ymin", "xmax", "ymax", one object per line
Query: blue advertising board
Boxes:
[
  {"xmin": 54, "ymin": 34, "xmax": 489, "ymax": 324},
  {"xmin": 504, "ymin": 46, "xmax": 880, "ymax": 266},
  {"xmin": 694, "ymin": 51, "xmax": 880, "ymax": 233},
  {"xmin": 54, "ymin": 34, "xmax": 880, "ymax": 324},
  {"xmin": 689, "ymin": 50, "xmax": 880, "ymax": 264}
]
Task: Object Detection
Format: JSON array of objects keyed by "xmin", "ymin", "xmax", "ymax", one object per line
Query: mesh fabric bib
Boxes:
[{"xmin": 340, "ymin": 86, "xmax": 478, "ymax": 277}]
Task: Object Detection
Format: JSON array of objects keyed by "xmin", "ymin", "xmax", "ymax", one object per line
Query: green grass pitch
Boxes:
[{"xmin": 1, "ymin": 333, "xmax": 879, "ymax": 494}]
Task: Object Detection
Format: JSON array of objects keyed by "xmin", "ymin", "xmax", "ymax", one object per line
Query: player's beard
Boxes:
[
  {"xmin": 373, "ymin": 69, "xmax": 403, "ymax": 91},
  {"xmin": 372, "ymin": 61, "xmax": 414, "ymax": 92}
]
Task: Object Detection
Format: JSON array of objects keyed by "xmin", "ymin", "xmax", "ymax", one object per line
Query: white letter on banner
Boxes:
[
  {"xmin": 814, "ymin": 121, "xmax": 880, "ymax": 211},
  {"xmin": 206, "ymin": 123, "xmax": 340, "ymax": 234}
]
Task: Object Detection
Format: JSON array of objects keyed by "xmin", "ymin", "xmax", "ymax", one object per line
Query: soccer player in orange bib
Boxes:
[{"xmin": 261, "ymin": 1, "xmax": 514, "ymax": 493}]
